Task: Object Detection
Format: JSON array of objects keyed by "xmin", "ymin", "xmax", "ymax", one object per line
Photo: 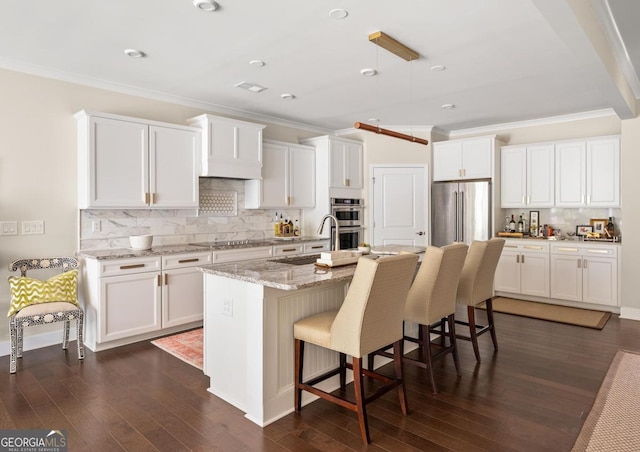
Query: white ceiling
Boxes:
[{"xmin": 0, "ymin": 0, "xmax": 637, "ymax": 134}]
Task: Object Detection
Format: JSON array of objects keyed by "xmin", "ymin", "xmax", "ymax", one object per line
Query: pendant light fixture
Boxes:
[{"xmin": 355, "ymin": 31, "xmax": 428, "ymax": 145}]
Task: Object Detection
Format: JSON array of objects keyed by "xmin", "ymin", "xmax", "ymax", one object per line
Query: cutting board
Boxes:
[{"xmin": 370, "ymin": 244, "xmax": 426, "ymax": 255}]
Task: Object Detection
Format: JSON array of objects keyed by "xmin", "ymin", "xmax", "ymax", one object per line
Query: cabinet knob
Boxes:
[{"xmin": 416, "ymin": 231, "xmax": 425, "ymax": 236}]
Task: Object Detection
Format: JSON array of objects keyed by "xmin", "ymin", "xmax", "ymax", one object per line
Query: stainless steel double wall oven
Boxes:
[{"xmin": 330, "ymin": 197, "xmax": 363, "ymax": 250}]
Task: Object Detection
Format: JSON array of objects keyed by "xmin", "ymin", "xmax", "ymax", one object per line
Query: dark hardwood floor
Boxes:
[{"xmin": 2, "ymin": 308, "xmax": 640, "ymax": 451}]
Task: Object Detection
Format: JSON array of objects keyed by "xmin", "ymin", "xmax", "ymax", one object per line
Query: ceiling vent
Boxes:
[{"xmin": 234, "ymin": 81, "xmax": 267, "ymax": 93}]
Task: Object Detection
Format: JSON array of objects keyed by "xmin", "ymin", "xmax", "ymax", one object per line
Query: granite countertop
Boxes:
[
  {"xmin": 77, "ymin": 237, "xmax": 329, "ymax": 260},
  {"xmin": 198, "ymin": 256, "xmax": 365, "ymax": 291}
]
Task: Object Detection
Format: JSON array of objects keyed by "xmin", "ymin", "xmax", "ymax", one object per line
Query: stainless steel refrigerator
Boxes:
[{"xmin": 431, "ymin": 180, "xmax": 491, "ymax": 246}]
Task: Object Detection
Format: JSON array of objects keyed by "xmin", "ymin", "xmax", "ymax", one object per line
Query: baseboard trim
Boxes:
[
  {"xmin": 619, "ymin": 307, "xmax": 640, "ymax": 321},
  {"xmin": 0, "ymin": 329, "xmax": 78, "ymax": 357}
]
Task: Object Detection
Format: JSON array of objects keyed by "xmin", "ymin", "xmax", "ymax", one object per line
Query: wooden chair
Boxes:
[
  {"xmin": 455, "ymin": 238, "xmax": 505, "ymax": 362},
  {"xmin": 8, "ymin": 257, "xmax": 84, "ymax": 374},
  {"xmin": 293, "ymin": 253, "xmax": 419, "ymax": 444},
  {"xmin": 368, "ymin": 243, "xmax": 469, "ymax": 394}
]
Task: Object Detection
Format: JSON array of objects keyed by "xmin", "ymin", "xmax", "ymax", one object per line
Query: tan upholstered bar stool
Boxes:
[
  {"xmin": 455, "ymin": 238, "xmax": 505, "ymax": 362},
  {"xmin": 368, "ymin": 243, "xmax": 468, "ymax": 394},
  {"xmin": 294, "ymin": 253, "xmax": 419, "ymax": 445}
]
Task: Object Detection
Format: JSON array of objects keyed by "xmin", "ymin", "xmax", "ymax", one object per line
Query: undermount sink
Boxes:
[{"xmin": 269, "ymin": 254, "xmax": 320, "ymax": 266}]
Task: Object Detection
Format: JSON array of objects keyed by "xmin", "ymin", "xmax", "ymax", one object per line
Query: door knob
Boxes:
[{"xmin": 416, "ymin": 231, "xmax": 425, "ymax": 236}]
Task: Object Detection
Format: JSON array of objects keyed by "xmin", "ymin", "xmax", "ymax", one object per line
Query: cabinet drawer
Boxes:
[
  {"xmin": 99, "ymin": 256, "xmax": 162, "ymax": 277},
  {"xmin": 503, "ymin": 240, "xmax": 549, "ymax": 254},
  {"xmin": 162, "ymin": 252, "xmax": 212, "ymax": 270},
  {"xmin": 213, "ymin": 246, "xmax": 273, "ymax": 263},
  {"xmin": 273, "ymin": 243, "xmax": 304, "ymax": 256},
  {"xmin": 304, "ymin": 241, "xmax": 330, "ymax": 253},
  {"xmin": 550, "ymin": 243, "xmax": 617, "ymax": 257}
]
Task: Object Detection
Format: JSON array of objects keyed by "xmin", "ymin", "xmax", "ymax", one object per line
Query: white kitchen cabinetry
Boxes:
[
  {"xmin": 555, "ymin": 136, "xmax": 620, "ymax": 207},
  {"xmin": 212, "ymin": 246, "xmax": 273, "ymax": 263},
  {"xmin": 501, "ymin": 144, "xmax": 554, "ymax": 208},
  {"xmin": 433, "ymin": 136, "xmax": 495, "ymax": 181},
  {"xmin": 245, "ymin": 140, "xmax": 315, "ymax": 209},
  {"xmin": 550, "ymin": 244, "xmax": 618, "ymax": 306},
  {"xmin": 303, "ymin": 240, "xmax": 330, "ymax": 254},
  {"xmin": 188, "ymin": 114, "xmax": 265, "ymax": 179},
  {"xmin": 76, "ymin": 111, "xmax": 200, "ymax": 209},
  {"xmin": 301, "ymin": 136, "xmax": 363, "ymax": 193},
  {"xmin": 161, "ymin": 252, "xmax": 212, "ymax": 328},
  {"xmin": 494, "ymin": 241, "xmax": 549, "ymax": 297},
  {"xmin": 82, "ymin": 251, "xmax": 210, "ymax": 351}
]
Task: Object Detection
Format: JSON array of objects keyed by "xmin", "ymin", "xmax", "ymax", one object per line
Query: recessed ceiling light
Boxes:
[
  {"xmin": 360, "ymin": 68, "xmax": 377, "ymax": 77},
  {"xmin": 193, "ymin": 0, "xmax": 218, "ymax": 12},
  {"xmin": 124, "ymin": 48, "xmax": 146, "ymax": 58},
  {"xmin": 441, "ymin": 103, "xmax": 455, "ymax": 110},
  {"xmin": 328, "ymin": 8, "xmax": 348, "ymax": 19},
  {"xmin": 234, "ymin": 81, "xmax": 267, "ymax": 93},
  {"xmin": 430, "ymin": 65, "xmax": 446, "ymax": 72},
  {"xmin": 249, "ymin": 60, "xmax": 265, "ymax": 67},
  {"xmin": 281, "ymin": 93, "xmax": 296, "ymax": 100}
]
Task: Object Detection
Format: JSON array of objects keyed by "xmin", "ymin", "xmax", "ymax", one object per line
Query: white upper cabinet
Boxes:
[
  {"xmin": 188, "ymin": 114, "xmax": 265, "ymax": 179},
  {"xmin": 329, "ymin": 139, "xmax": 363, "ymax": 190},
  {"xmin": 555, "ymin": 136, "xmax": 620, "ymax": 207},
  {"xmin": 76, "ymin": 111, "xmax": 200, "ymax": 209},
  {"xmin": 501, "ymin": 144, "xmax": 554, "ymax": 208},
  {"xmin": 245, "ymin": 140, "xmax": 315, "ymax": 208},
  {"xmin": 432, "ymin": 136, "xmax": 494, "ymax": 181}
]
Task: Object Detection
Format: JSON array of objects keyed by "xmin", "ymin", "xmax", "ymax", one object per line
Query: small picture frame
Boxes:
[
  {"xmin": 529, "ymin": 211, "xmax": 539, "ymax": 230},
  {"xmin": 590, "ymin": 218, "xmax": 608, "ymax": 235},
  {"xmin": 576, "ymin": 225, "xmax": 593, "ymax": 236}
]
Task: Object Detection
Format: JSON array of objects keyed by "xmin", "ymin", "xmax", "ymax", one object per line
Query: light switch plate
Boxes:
[
  {"xmin": 0, "ymin": 221, "xmax": 18, "ymax": 235},
  {"xmin": 22, "ymin": 220, "xmax": 44, "ymax": 235}
]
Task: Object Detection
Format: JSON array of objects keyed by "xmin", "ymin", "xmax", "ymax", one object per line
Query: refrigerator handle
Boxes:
[
  {"xmin": 453, "ymin": 190, "xmax": 459, "ymax": 241},
  {"xmin": 459, "ymin": 190, "xmax": 465, "ymax": 243}
]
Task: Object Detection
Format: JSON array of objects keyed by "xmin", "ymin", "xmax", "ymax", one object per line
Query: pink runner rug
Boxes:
[{"xmin": 151, "ymin": 328, "xmax": 203, "ymax": 370}]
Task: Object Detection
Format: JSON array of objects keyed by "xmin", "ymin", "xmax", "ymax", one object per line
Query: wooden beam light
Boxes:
[
  {"xmin": 354, "ymin": 122, "xmax": 428, "ymax": 145},
  {"xmin": 368, "ymin": 31, "xmax": 419, "ymax": 61}
]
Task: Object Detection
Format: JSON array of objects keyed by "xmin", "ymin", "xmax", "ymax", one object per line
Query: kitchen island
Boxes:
[{"xmin": 198, "ymin": 255, "xmax": 361, "ymax": 426}]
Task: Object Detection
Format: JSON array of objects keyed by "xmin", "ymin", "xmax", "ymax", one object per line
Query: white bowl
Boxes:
[
  {"xmin": 129, "ymin": 234, "xmax": 153, "ymax": 250},
  {"xmin": 358, "ymin": 246, "xmax": 371, "ymax": 254}
]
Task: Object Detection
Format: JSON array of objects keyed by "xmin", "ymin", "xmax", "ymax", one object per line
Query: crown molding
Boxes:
[{"xmin": 448, "ymin": 109, "xmax": 618, "ymax": 138}]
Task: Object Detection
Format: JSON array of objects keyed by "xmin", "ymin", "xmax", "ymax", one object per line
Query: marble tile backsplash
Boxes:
[
  {"xmin": 79, "ymin": 178, "xmax": 301, "ymax": 250},
  {"xmin": 502, "ymin": 207, "xmax": 622, "ymax": 238}
]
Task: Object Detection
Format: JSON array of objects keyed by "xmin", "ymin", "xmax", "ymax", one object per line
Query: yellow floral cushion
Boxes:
[{"xmin": 7, "ymin": 270, "xmax": 78, "ymax": 317}]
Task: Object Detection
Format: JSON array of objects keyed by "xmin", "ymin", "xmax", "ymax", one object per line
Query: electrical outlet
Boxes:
[
  {"xmin": 222, "ymin": 298, "xmax": 233, "ymax": 317},
  {"xmin": 22, "ymin": 220, "xmax": 44, "ymax": 235},
  {"xmin": 92, "ymin": 220, "xmax": 102, "ymax": 232},
  {"xmin": 0, "ymin": 221, "xmax": 18, "ymax": 235}
]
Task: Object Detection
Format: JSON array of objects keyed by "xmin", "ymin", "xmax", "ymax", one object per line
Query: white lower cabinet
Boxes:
[
  {"xmin": 550, "ymin": 244, "xmax": 618, "ymax": 306},
  {"xmin": 83, "ymin": 251, "xmax": 211, "ymax": 351},
  {"xmin": 495, "ymin": 241, "xmax": 549, "ymax": 297}
]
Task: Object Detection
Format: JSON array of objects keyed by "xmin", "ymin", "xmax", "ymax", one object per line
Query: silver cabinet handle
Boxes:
[{"xmin": 120, "ymin": 263, "xmax": 145, "ymax": 270}]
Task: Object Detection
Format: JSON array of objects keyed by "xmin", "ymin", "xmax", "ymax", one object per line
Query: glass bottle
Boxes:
[
  {"xmin": 504, "ymin": 216, "xmax": 511, "ymax": 232},
  {"xmin": 517, "ymin": 215, "xmax": 524, "ymax": 233},
  {"xmin": 509, "ymin": 215, "xmax": 516, "ymax": 232},
  {"xmin": 607, "ymin": 217, "xmax": 615, "ymax": 238}
]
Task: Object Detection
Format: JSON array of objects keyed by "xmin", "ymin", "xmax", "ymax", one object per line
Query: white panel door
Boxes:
[
  {"xmin": 149, "ymin": 126, "xmax": 199, "ymax": 208},
  {"xmin": 555, "ymin": 141, "xmax": 586, "ymax": 206},
  {"xmin": 260, "ymin": 142, "xmax": 289, "ymax": 207},
  {"xmin": 90, "ymin": 117, "xmax": 148, "ymax": 207},
  {"xmin": 461, "ymin": 137, "xmax": 492, "ymax": 179},
  {"xmin": 583, "ymin": 257, "xmax": 617, "ymax": 306},
  {"xmin": 372, "ymin": 166, "xmax": 426, "ymax": 246},
  {"xmin": 289, "ymin": 145, "xmax": 316, "ymax": 207},
  {"xmin": 550, "ymin": 254, "xmax": 582, "ymax": 301},
  {"xmin": 586, "ymin": 137, "xmax": 620, "ymax": 207},
  {"xmin": 519, "ymin": 252, "xmax": 549, "ymax": 297},
  {"xmin": 527, "ymin": 144, "xmax": 555, "ymax": 207},
  {"xmin": 500, "ymin": 146, "xmax": 527, "ymax": 207},
  {"xmin": 162, "ymin": 266, "xmax": 204, "ymax": 328},
  {"xmin": 494, "ymin": 250, "xmax": 521, "ymax": 293},
  {"xmin": 432, "ymin": 141, "xmax": 462, "ymax": 181}
]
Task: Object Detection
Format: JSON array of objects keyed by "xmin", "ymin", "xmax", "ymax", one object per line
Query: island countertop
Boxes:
[{"xmin": 197, "ymin": 256, "xmax": 364, "ymax": 290}]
